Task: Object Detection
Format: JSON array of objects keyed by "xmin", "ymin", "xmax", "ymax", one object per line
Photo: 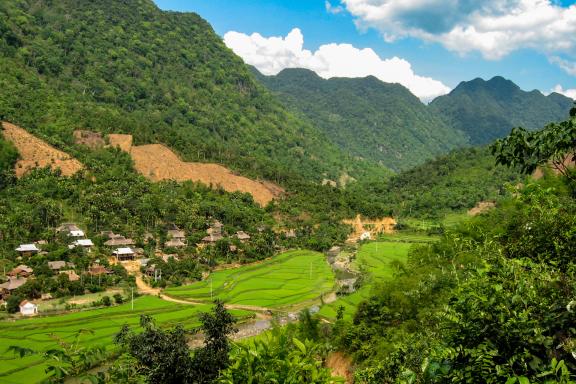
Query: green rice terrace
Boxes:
[
  {"xmin": 0, "ymin": 296, "xmax": 251, "ymax": 384},
  {"xmin": 319, "ymin": 238, "xmax": 436, "ymax": 320},
  {"xmin": 165, "ymin": 250, "xmax": 335, "ymax": 308}
]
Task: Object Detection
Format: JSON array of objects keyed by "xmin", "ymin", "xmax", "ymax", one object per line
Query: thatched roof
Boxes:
[
  {"xmin": 165, "ymin": 238, "xmax": 186, "ymax": 248},
  {"xmin": 235, "ymin": 231, "xmax": 251, "ymax": 241},
  {"xmin": 0, "ymin": 277, "xmax": 28, "ymax": 291}
]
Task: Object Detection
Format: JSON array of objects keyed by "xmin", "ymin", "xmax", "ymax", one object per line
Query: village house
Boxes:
[
  {"xmin": 201, "ymin": 233, "xmax": 223, "ymax": 244},
  {"xmin": 47, "ymin": 261, "xmax": 67, "ymax": 271},
  {"xmin": 165, "ymin": 238, "xmax": 186, "ymax": 248},
  {"xmin": 234, "ymin": 231, "xmax": 251, "ymax": 242},
  {"xmin": 88, "ymin": 264, "xmax": 111, "ymax": 276},
  {"xmin": 113, "ymin": 247, "xmax": 136, "ymax": 261},
  {"xmin": 8, "ymin": 265, "xmax": 34, "ymax": 278},
  {"xmin": 57, "ymin": 223, "xmax": 85, "ymax": 238},
  {"xmin": 69, "ymin": 239, "xmax": 94, "ymax": 252},
  {"xmin": 167, "ymin": 229, "xmax": 186, "ymax": 241},
  {"xmin": 15, "ymin": 244, "xmax": 40, "ymax": 257},
  {"xmin": 0, "ymin": 277, "xmax": 28, "ymax": 299},
  {"xmin": 104, "ymin": 233, "xmax": 135, "ymax": 247},
  {"xmin": 19, "ymin": 300, "xmax": 38, "ymax": 316},
  {"xmin": 59, "ymin": 270, "xmax": 80, "ymax": 282}
]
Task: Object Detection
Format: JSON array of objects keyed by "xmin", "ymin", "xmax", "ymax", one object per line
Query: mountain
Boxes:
[
  {"xmin": 0, "ymin": 0, "xmax": 388, "ymax": 186},
  {"xmin": 253, "ymin": 68, "xmax": 468, "ymax": 171},
  {"xmin": 430, "ymin": 76, "xmax": 574, "ymax": 145}
]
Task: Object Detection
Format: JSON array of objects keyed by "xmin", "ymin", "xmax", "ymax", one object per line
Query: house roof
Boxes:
[
  {"xmin": 167, "ymin": 230, "xmax": 186, "ymax": 239},
  {"xmin": 20, "ymin": 300, "xmax": 35, "ymax": 307},
  {"xmin": 74, "ymin": 239, "xmax": 94, "ymax": 247},
  {"xmin": 16, "ymin": 265, "xmax": 33, "ymax": 273},
  {"xmin": 48, "ymin": 261, "xmax": 67, "ymax": 270},
  {"xmin": 15, "ymin": 244, "xmax": 40, "ymax": 252},
  {"xmin": 202, "ymin": 233, "xmax": 223, "ymax": 243},
  {"xmin": 69, "ymin": 230, "xmax": 85, "ymax": 237},
  {"xmin": 104, "ymin": 237, "xmax": 135, "ymax": 246},
  {"xmin": 235, "ymin": 231, "xmax": 251, "ymax": 240},
  {"xmin": 57, "ymin": 223, "xmax": 80, "ymax": 232},
  {"xmin": 113, "ymin": 247, "xmax": 135, "ymax": 255},
  {"xmin": 165, "ymin": 238, "xmax": 186, "ymax": 248},
  {"xmin": 59, "ymin": 270, "xmax": 80, "ymax": 281},
  {"xmin": 0, "ymin": 277, "xmax": 28, "ymax": 290}
]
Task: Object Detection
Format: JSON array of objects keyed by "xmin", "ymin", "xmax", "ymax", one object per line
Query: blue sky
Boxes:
[{"xmin": 153, "ymin": 0, "xmax": 576, "ymax": 101}]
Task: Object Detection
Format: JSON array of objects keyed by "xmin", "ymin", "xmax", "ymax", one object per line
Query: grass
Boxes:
[
  {"xmin": 0, "ymin": 296, "xmax": 251, "ymax": 384},
  {"xmin": 165, "ymin": 250, "xmax": 335, "ymax": 308},
  {"xmin": 319, "ymin": 241, "xmax": 413, "ymax": 320}
]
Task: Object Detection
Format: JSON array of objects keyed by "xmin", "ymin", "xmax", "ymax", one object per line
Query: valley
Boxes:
[{"xmin": 0, "ymin": 0, "xmax": 575, "ymax": 382}]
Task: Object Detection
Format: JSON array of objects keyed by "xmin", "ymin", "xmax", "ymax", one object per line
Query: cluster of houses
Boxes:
[{"xmin": 2, "ymin": 220, "xmax": 269, "ymax": 316}]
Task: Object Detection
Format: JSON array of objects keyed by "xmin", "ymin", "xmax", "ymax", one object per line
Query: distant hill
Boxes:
[
  {"xmin": 0, "ymin": 0, "xmax": 388, "ymax": 186},
  {"xmin": 430, "ymin": 76, "xmax": 573, "ymax": 145},
  {"xmin": 253, "ymin": 68, "xmax": 468, "ymax": 171}
]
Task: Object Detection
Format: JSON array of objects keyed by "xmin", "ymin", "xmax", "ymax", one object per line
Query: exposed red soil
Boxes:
[
  {"xmin": 343, "ymin": 214, "xmax": 396, "ymax": 243},
  {"xmin": 326, "ymin": 352, "xmax": 353, "ymax": 383},
  {"xmin": 2, "ymin": 122, "xmax": 83, "ymax": 178},
  {"xmin": 108, "ymin": 134, "xmax": 283, "ymax": 206}
]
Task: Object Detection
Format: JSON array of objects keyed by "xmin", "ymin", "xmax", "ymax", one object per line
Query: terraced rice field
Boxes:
[
  {"xmin": 318, "ymin": 242, "xmax": 414, "ymax": 320},
  {"xmin": 0, "ymin": 296, "xmax": 250, "ymax": 384},
  {"xmin": 165, "ymin": 250, "xmax": 335, "ymax": 308}
]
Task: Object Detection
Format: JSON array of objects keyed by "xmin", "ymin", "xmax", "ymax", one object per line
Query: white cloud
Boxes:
[
  {"xmin": 339, "ymin": 0, "xmax": 576, "ymax": 61},
  {"xmin": 325, "ymin": 1, "xmax": 345, "ymax": 14},
  {"xmin": 224, "ymin": 28, "xmax": 450, "ymax": 101},
  {"xmin": 552, "ymin": 84, "xmax": 576, "ymax": 99},
  {"xmin": 550, "ymin": 56, "xmax": 576, "ymax": 76}
]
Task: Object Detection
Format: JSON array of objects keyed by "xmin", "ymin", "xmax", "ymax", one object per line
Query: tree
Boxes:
[
  {"xmin": 192, "ymin": 300, "xmax": 238, "ymax": 383},
  {"xmin": 491, "ymin": 103, "xmax": 576, "ymax": 181},
  {"xmin": 115, "ymin": 315, "xmax": 195, "ymax": 384},
  {"xmin": 6, "ymin": 294, "xmax": 22, "ymax": 313}
]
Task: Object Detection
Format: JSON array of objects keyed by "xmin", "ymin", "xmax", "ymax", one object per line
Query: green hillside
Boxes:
[
  {"xmin": 430, "ymin": 76, "xmax": 573, "ymax": 145},
  {"xmin": 0, "ymin": 0, "xmax": 386, "ymax": 185},
  {"xmin": 345, "ymin": 146, "xmax": 523, "ymax": 219},
  {"xmin": 254, "ymin": 67, "xmax": 468, "ymax": 171}
]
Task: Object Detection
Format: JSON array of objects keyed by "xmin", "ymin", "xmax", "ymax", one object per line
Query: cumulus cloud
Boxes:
[
  {"xmin": 550, "ymin": 56, "xmax": 576, "ymax": 76},
  {"xmin": 224, "ymin": 28, "xmax": 450, "ymax": 101},
  {"xmin": 339, "ymin": 0, "xmax": 576, "ymax": 61},
  {"xmin": 552, "ymin": 84, "xmax": 576, "ymax": 99}
]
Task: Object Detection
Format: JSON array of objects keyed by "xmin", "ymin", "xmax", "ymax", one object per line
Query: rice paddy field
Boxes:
[
  {"xmin": 0, "ymin": 296, "xmax": 251, "ymax": 384},
  {"xmin": 319, "ymin": 241, "xmax": 415, "ymax": 320},
  {"xmin": 165, "ymin": 250, "xmax": 335, "ymax": 308}
]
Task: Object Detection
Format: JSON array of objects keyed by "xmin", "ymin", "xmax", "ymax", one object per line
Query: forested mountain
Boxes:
[
  {"xmin": 253, "ymin": 68, "xmax": 468, "ymax": 171},
  {"xmin": 0, "ymin": 0, "xmax": 387, "ymax": 185},
  {"xmin": 430, "ymin": 76, "xmax": 573, "ymax": 145}
]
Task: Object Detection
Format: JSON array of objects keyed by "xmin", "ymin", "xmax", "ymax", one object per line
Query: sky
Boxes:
[{"xmin": 153, "ymin": 0, "xmax": 576, "ymax": 101}]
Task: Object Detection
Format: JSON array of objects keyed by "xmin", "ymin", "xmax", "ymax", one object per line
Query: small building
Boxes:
[
  {"xmin": 0, "ymin": 277, "xmax": 28, "ymax": 299},
  {"xmin": 70, "ymin": 239, "xmax": 94, "ymax": 252},
  {"xmin": 284, "ymin": 229, "xmax": 297, "ymax": 239},
  {"xmin": 59, "ymin": 270, "xmax": 80, "ymax": 282},
  {"xmin": 104, "ymin": 236, "xmax": 135, "ymax": 247},
  {"xmin": 113, "ymin": 247, "xmax": 136, "ymax": 261},
  {"xmin": 88, "ymin": 264, "xmax": 111, "ymax": 276},
  {"xmin": 201, "ymin": 233, "xmax": 223, "ymax": 244},
  {"xmin": 19, "ymin": 300, "xmax": 38, "ymax": 316},
  {"xmin": 48, "ymin": 261, "xmax": 67, "ymax": 271},
  {"xmin": 8, "ymin": 265, "xmax": 34, "ymax": 278},
  {"xmin": 360, "ymin": 231, "xmax": 371, "ymax": 241},
  {"xmin": 57, "ymin": 223, "xmax": 81, "ymax": 233},
  {"xmin": 15, "ymin": 244, "xmax": 40, "ymax": 257},
  {"xmin": 165, "ymin": 238, "xmax": 186, "ymax": 248},
  {"xmin": 68, "ymin": 230, "xmax": 85, "ymax": 238},
  {"xmin": 235, "ymin": 231, "xmax": 251, "ymax": 242},
  {"xmin": 167, "ymin": 229, "xmax": 186, "ymax": 241},
  {"xmin": 41, "ymin": 293, "xmax": 53, "ymax": 300}
]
